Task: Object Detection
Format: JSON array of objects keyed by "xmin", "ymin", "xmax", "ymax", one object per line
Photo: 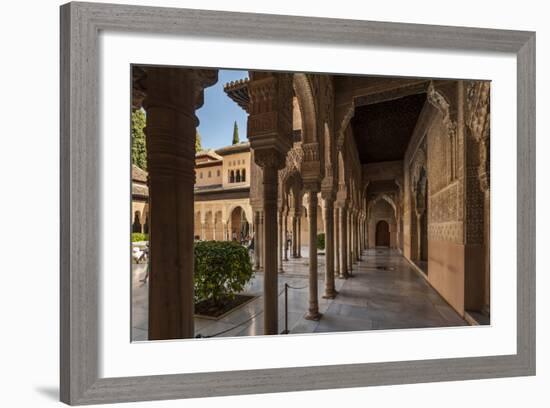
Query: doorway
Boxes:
[{"xmin": 375, "ymin": 220, "xmax": 390, "ymax": 247}]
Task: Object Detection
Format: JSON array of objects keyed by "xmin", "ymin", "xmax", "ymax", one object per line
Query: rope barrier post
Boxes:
[{"xmin": 281, "ymin": 283, "xmax": 289, "ymax": 334}]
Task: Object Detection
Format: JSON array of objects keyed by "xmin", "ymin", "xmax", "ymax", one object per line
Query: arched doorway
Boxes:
[
  {"xmin": 230, "ymin": 206, "xmax": 250, "ymax": 242},
  {"xmin": 375, "ymin": 220, "xmax": 390, "ymax": 247},
  {"xmin": 132, "ymin": 211, "xmax": 142, "ymax": 233}
]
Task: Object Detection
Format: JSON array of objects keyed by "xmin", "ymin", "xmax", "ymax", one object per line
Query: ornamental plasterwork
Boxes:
[
  {"xmin": 427, "ymin": 82, "xmax": 457, "ymax": 141},
  {"xmin": 410, "ymin": 146, "xmax": 427, "ymax": 192},
  {"xmin": 465, "ymin": 80, "xmax": 491, "ymax": 192}
]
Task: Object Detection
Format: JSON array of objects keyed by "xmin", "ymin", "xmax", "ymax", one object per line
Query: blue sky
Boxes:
[{"xmin": 196, "ymin": 69, "xmax": 249, "ymax": 150}]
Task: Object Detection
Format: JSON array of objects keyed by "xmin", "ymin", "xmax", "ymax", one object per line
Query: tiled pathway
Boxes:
[{"xmin": 132, "ymin": 248, "xmax": 466, "ymax": 341}]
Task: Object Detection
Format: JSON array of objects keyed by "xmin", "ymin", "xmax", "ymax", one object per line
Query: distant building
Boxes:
[
  {"xmin": 131, "ymin": 164, "xmax": 149, "ymax": 234},
  {"xmin": 131, "ymin": 142, "xmax": 253, "ymax": 242}
]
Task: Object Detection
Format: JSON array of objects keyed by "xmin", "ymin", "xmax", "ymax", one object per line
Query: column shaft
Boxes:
[
  {"xmin": 254, "ymin": 211, "xmax": 261, "ymax": 270},
  {"xmin": 305, "ymin": 191, "xmax": 321, "ymax": 320},
  {"xmin": 334, "ymin": 207, "xmax": 340, "ymax": 277},
  {"xmin": 144, "ymin": 67, "xmax": 199, "ymax": 340},
  {"xmin": 278, "ymin": 211, "xmax": 284, "ymax": 273},
  {"xmin": 323, "ymin": 199, "xmax": 336, "ymax": 298},
  {"xmin": 297, "ymin": 216, "xmax": 302, "ymax": 258},
  {"xmin": 262, "ymin": 168, "xmax": 279, "ymax": 334},
  {"xmin": 283, "ymin": 213, "xmax": 289, "ymax": 261},
  {"xmin": 346, "ymin": 209, "xmax": 353, "ymax": 275},
  {"xmin": 292, "ymin": 215, "xmax": 298, "ymax": 258},
  {"xmin": 339, "ymin": 206, "xmax": 348, "ymax": 278}
]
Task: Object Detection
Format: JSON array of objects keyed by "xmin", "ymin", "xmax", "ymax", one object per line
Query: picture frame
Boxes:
[{"xmin": 60, "ymin": 1, "xmax": 535, "ymax": 405}]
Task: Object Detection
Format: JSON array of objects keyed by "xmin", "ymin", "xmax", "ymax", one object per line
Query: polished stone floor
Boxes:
[{"xmin": 131, "ymin": 247, "xmax": 467, "ymax": 341}]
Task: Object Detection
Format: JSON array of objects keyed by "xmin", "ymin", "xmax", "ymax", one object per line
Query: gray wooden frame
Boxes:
[{"xmin": 60, "ymin": 1, "xmax": 536, "ymax": 405}]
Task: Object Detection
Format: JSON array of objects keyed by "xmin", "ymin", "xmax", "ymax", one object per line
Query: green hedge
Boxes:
[
  {"xmin": 194, "ymin": 241, "xmax": 253, "ymax": 305},
  {"xmin": 131, "ymin": 233, "xmax": 149, "ymax": 242},
  {"xmin": 317, "ymin": 233, "xmax": 325, "ymax": 250}
]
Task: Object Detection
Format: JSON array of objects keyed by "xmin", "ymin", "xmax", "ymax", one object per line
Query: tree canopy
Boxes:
[
  {"xmin": 196, "ymin": 129, "xmax": 203, "ymax": 152},
  {"xmin": 131, "ymin": 109, "xmax": 147, "ymax": 170},
  {"xmin": 232, "ymin": 121, "xmax": 240, "ymax": 145}
]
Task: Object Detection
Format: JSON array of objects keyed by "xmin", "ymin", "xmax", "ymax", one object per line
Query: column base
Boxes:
[
  {"xmin": 305, "ymin": 311, "xmax": 322, "ymax": 321},
  {"xmin": 338, "ymin": 273, "xmax": 348, "ymax": 280},
  {"xmin": 278, "ymin": 268, "xmax": 285, "ymax": 274},
  {"xmin": 322, "ymin": 290, "xmax": 338, "ymax": 299}
]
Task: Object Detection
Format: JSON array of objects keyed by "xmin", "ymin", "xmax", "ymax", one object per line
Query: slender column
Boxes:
[
  {"xmin": 283, "ymin": 212, "xmax": 289, "ymax": 261},
  {"xmin": 212, "ymin": 221, "xmax": 217, "ymax": 241},
  {"xmin": 305, "ymin": 189, "xmax": 322, "ymax": 320},
  {"xmin": 347, "ymin": 210, "xmax": 353, "ymax": 272},
  {"xmin": 292, "ymin": 213, "xmax": 298, "ymax": 258},
  {"xmin": 339, "ymin": 205, "xmax": 349, "ymax": 278},
  {"xmin": 278, "ymin": 211, "xmax": 284, "ymax": 273},
  {"xmin": 349, "ymin": 210, "xmax": 357, "ymax": 264},
  {"xmin": 354, "ymin": 212, "xmax": 359, "ymax": 261},
  {"xmin": 322, "ymin": 195, "xmax": 336, "ymax": 298},
  {"xmin": 261, "ymin": 165, "xmax": 281, "ymax": 334},
  {"xmin": 259, "ymin": 211, "xmax": 264, "ymax": 269},
  {"xmin": 334, "ymin": 206, "xmax": 340, "ymax": 278},
  {"xmin": 145, "ymin": 67, "xmax": 216, "ymax": 340},
  {"xmin": 296, "ymin": 212, "xmax": 304, "ymax": 258},
  {"xmin": 254, "ymin": 211, "xmax": 261, "ymax": 270},
  {"xmin": 247, "ymin": 72, "xmax": 293, "ymax": 335}
]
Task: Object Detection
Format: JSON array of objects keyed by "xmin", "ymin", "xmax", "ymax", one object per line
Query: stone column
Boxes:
[
  {"xmin": 347, "ymin": 210, "xmax": 353, "ymax": 273},
  {"xmin": 259, "ymin": 211, "xmax": 264, "ymax": 269},
  {"xmin": 278, "ymin": 211, "xmax": 284, "ymax": 273},
  {"xmin": 254, "ymin": 211, "xmax": 261, "ymax": 270},
  {"xmin": 305, "ymin": 188, "xmax": 322, "ymax": 320},
  {"xmin": 350, "ymin": 211, "xmax": 356, "ymax": 263},
  {"xmin": 255, "ymin": 155, "xmax": 285, "ymax": 335},
  {"xmin": 283, "ymin": 211, "xmax": 289, "ymax": 261},
  {"xmin": 339, "ymin": 205, "xmax": 349, "ymax": 278},
  {"xmin": 144, "ymin": 67, "xmax": 216, "ymax": 340},
  {"xmin": 292, "ymin": 213, "xmax": 298, "ymax": 258},
  {"xmin": 297, "ymin": 215, "xmax": 302, "ymax": 258},
  {"xmin": 334, "ymin": 206, "xmax": 340, "ymax": 278},
  {"xmin": 247, "ymin": 71, "xmax": 293, "ymax": 335},
  {"xmin": 355, "ymin": 212, "xmax": 361, "ymax": 261},
  {"xmin": 200, "ymin": 222, "xmax": 206, "ymax": 240},
  {"xmin": 322, "ymin": 194, "xmax": 337, "ymax": 299}
]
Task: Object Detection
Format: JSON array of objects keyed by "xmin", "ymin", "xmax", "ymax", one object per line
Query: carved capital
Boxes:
[
  {"xmin": 303, "ymin": 181, "xmax": 320, "ymax": 193},
  {"xmin": 254, "ymin": 148, "xmax": 286, "ymax": 171}
]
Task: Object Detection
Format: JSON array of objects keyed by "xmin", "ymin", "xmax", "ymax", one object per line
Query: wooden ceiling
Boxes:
[{"xmin": 351, "ymin": 93, "xmax": 427, "ymax": 164}]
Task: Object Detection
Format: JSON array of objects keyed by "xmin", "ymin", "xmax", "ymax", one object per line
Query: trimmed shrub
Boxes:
[
  {"xmin": 131, "ymin": 233, "xmax": 148, "ymax": 242},
  {"xmin": 317, "ymin": 233, "xmax": 326, "ymax": 250},
  {"xmin": 194, "ymin": 241, "xmax": 253, "ymax": 305}
]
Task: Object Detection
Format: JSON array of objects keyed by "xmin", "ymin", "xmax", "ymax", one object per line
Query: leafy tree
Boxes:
[
  {"xmin": 232, "ymin": 121, "xmax": 240, "ymax": 145},
  {"xmin": 196, "ymin": 129, "xmax": 203, "ymax": 152},
  {"xmin": 131, "ymin": 109, "xmax": 147, "ymax": 170},
  {"xmin": 194, "ymin": 241, "xmax": 253, "ymax": 305},
  {"xmin": 317, "ymin": 233, "xmax": 326, "ymax": 251}
]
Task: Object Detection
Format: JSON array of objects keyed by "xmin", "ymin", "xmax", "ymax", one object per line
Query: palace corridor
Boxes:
[
  {"xmin": 132, "ymin": 247, "xmax": 466, "ymax": 341},
  {"xmin": 132, "ymin": 67, "xmax": 490, "ymax": 340}
]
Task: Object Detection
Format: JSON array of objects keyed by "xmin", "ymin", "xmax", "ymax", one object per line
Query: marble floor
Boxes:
[{"xmin": 131, "ymin": 248, "xmax": 467, "ymax": 341}]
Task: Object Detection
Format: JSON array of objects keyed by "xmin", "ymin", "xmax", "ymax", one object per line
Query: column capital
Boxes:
[
  {"xmin": 303, "ymin": 181, "xmax": 320, "ymax": 194},
  {"xmin": 253, "ymin": 148, "xmax": 286, "ymax": 171},
  {"xmin": 336, "ymin": 199, "xmax": 349, "ymax": 209},
  {"xmin": 321, "ymin": 190, "xmax": 337, "ymax": 204}
]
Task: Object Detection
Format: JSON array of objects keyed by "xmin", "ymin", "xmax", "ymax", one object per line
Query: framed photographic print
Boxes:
[{"xmin": 60, "ymin": 1, "xmax": 535, "ymax": 405}]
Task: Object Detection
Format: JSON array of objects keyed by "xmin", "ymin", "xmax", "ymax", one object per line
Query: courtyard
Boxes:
[{"xmin": 132, "ymin": 247, "xmax": 466, "ymax": 341}]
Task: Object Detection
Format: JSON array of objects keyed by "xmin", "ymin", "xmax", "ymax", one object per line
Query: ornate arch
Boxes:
[
  {"xmin": 335, "ymin": 100, "xmax": 355, "ymax": 150},
  {"xmin": 293, "ymin": 74, "xmax": 318, "ymax": 145},
  {"xmin": 411, "ymin": 146, "xmax": 427, "ymax": 191},
  {"xmin": 368, "ymin": 193, "xmax": 398, "ymax": 219}
]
